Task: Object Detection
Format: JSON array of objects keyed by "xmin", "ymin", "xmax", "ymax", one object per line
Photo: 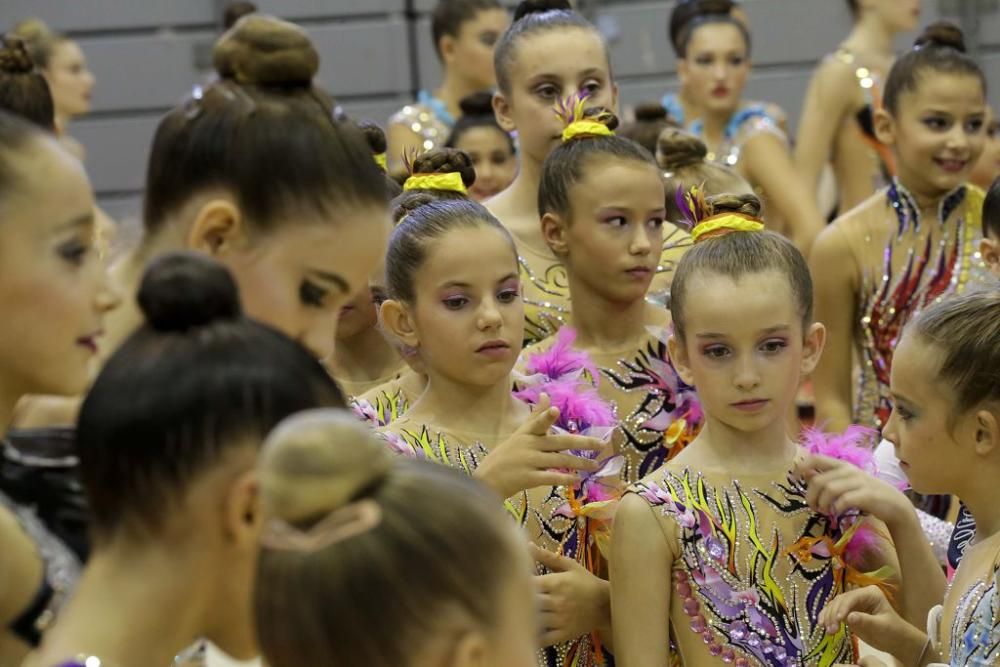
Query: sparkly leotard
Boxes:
[
  {"xmin": 829, "ymin": 47, "xmax": 894, "ymax": 187},
  {"xmin": 853, "ymin": 182, "xmax": 989, "ymax": 430},
  {"xmin": 351, "ymin": 371, "xmax": 423, "ymax": 428},
  {"xmin": 388, "ymin": 90, "xmax": 454, "ymax": 154},
  {"xmin": 630, "ymin": 453, "xmax": 892, "ymax": 666},
  {"xmin": 518, "ymin": 225, "xmax": 691, "ymax": 347}
]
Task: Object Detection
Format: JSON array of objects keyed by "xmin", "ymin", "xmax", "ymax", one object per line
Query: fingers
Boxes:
[
  {"xmin": 522, "ymin": 404, "xmax": 561, "ymax": 436},
  {"xmin": 532, "ymin": 543, "xmax": 575, "ymax": 573},
  {"xmin": 541, "ymin": 451, "xmax": 601, "ymax": 473},
  {"xmin": 819, "ymin": 586, "xmax": 888, "ymax": 634},
  {"xmin": 796, "ymin": 454, "xmax": 846, "ymax": 479},
  {"xmin": 538, "ymin": 434, "xmax": 605, "ymax": 453}
]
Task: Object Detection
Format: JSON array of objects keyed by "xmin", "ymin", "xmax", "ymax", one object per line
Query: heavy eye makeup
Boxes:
[{"xmin": 299, "ymin": 280, "xmax": 328, "ymax": 307}]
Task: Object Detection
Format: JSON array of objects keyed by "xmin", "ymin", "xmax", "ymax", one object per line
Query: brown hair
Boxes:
[
  {"xmin": 884, "ymin": 22, "xmax": 985, "ymax": 116},
  {"xmin": 143, "ymin": 15, "xmax": 385, "ymax": 237},
  {"xmin": 539, "ymin": 106, "xmax": 657, "ymax": 218},
  {"xmin": 618, "ymin": 103, "xmax": 678, "ymax": 155},
  {"xmin": 223, "ymin": 1, "xmax": 258, "ymax": 30},
  {"xmin": 668, "ymin": 0, "xmax": 750, "ymax": 58},
  {"xmin": 907, "ymin": 291, "xmax": 1000, "ymax": 414},
  {"xmin": 984, "ymin": 177, "xmax": 1000, "ymax": 240},
  {"xmin": 0, "ymin": 36, "xmax": 55, "ymax": 131},
  {"xmin": 255, "ymin": 410, "xmax": 524, "ymax": 667},
  {"xmin": 657, "ymin": 128, "xmax": 750, "ymax": 221},
  {"xmin": 494, "ymin": 0, "xmax": 609, "ymax": 94},
  {"xmin": 432, "ymin": 0, "xmax": 505, "ymax": 59},
  {"xmin": 10, "ymin": 19, "xmax": 68, "ymax": 70},
  {"xmin": 670, "ymin": 193, "xmax": 813, "ymax": 341}
]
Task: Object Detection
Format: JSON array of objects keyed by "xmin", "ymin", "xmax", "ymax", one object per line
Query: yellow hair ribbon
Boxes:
[
  {"xmin": 562, "ymin": 120, "xmax": 613, "ymax": 142},
  {"xmin": 403, "ymin": 172, "xmax": 467, "ymax": 194},
  {"xmin": 373, "ymin": 153, "xmax": 387, "ymax": 170},
  {"xmin": 690, "ymin": 213, "xmax": 764, "ymax": 243}
]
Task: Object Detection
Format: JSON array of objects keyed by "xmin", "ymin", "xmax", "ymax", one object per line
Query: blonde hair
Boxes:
[{"xmin": 10, "ymin": 19, "xmax": 68, "ymax": 69}]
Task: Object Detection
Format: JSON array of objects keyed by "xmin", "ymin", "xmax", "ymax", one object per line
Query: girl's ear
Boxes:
[
  {"xmin": 379, "ymin": 299, "xmax": 420, "ymax": 349},
  {"xmin": 493, "ymin": 91, "xmax": 516, "ymax": 133},
  {"xmin": 800, "ymin": 322, "xmax": 827, "ymax": 377},
  {"xmin": 667, "ymin": 334, "xmax": 695, "ymax": 387},
  {"xmin": 873, "ymin": 107, "xmax": 895, "ymax": 147},
  {"xmin": 187, "ymin": 198, "xmax": 247, "ymax": 256},
  {"xmin": 972, "ymin": 408, "xmax": 999, "ymax": 458},
  {"xmin": 541, "ymin": 211, "xmax": 570, "ymax": 257}
]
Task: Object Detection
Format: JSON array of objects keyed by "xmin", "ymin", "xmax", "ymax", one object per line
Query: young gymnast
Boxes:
[
  {"xmin": 445, "ymin": 91, "xmax": 518, "ymax": 202},
  {"xmin": 611, "ymin": 193, "xmax": 907, "ymax": 666},
  {"xmin": 29, "ymin": 252, "xmax": 345, "ymax": 667},
  {"xmin": 255, "ymin": 409, "xmax": 537, "ymax": 667},
  {"xmin": 487, "ymin": 0, "xmax": 689, "ymax": 345},
  {"xmin": 969, "ymin": 107, "xmax": 1000, "ymax": 192},
  {"xmin": 0, "ymin": 36, "xmax": 55, "ymax": 130},
  {"xmin": 811, "ymin": 22, "xmax": 992, "ymax": 436},
  {"xmin": 982, "ymin": 176, "xmax": 1000, "ymax": 279},
  {"xmin": 388, "ymin": 0, "xmax": 510, "ymax": 176},
  {"xmin": 618, "ymin": 103, "xmax": 676, "ymax": 156},
  {"xmin": 523, "ymin": 100, "xmax": 702, "ymax": 482},
  {"xmin": 796, "ymin": 0, "xmax": 921, "ymax": 212},
  {"xmin": 377, "ymin": 196, "xmax": 617, "ymax": 666},
  {"xmin": 814, "ymin": 291, "xmax": 1000, "ymax": 666}
]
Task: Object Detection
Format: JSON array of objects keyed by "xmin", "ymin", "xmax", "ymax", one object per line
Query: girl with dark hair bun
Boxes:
[
  {"xmin": 0, "ymin": 110, "xmax": 118, "ymax": 664},
  {"xmin": 796, "ymin": 0, "xmax": 921, "ymax": 213},
  {"xmin": 662, "ymin": 0, "xmax": 824, "ymax": 255},
  {"xmin": 0, "ymin": 36, "xmax": 55, "ymax": 130},
  {"xmin": 31, "ymin": 252, "xmax": 345, "ymax": 667},
  {"xmin": 446, "ymin": 91, "xmax": 517, "ymax": 201},
  {"xmin": 387, "ymin": 0, "xmax": 510, "ymax": 177}
]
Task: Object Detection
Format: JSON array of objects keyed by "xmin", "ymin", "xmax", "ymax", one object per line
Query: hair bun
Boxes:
[
  {"xmin": 914, "ymin": 21, "xmax": 966, "ymax": 53},
  {"xmin": 0, "ymin": 38, "xmax": 35, "ymax": 75},
  {"xmin": 137, "ymin": 252, "xmax": 242, "ymax": 333},
  {"xmin": 11, "ymin": 18, "xmax": 54, "ymax": 44},
  {"xmin": 581, "ymin": 106, "xmax": 620, "ymax": 132},
  {"xmin": 458, "ymin": 91, "xmax": 495, "ymax": 117},
  {"xmin": 412, "ymin": 147, "xmax": 477, "ymax": 188},
  {"xmin": 391, "ymin": 192, "xmax": 437, "ymax": 224},
  {"xmin": 634, "ymin": 103, "xmax": 668, "ymax": 122},
  {"xmin": 213, "ymin": 14, "xmax": 319, "ymax": 87},
  {"xmin": 357, "ymin": 120, "xmax": 387, "ymax": 155},
  {"xmin": 657, "ymin": 128, "xmax": 708, "ymax": 170},
  {"xmin": 260, "ymin": 410, "xmax": 392, "ymax": 525},
  {"xmin": 514, "ymin": 0, "xmax": 572, "ymax": 22},
  {"xmin": 707, "ymin": 192, "xmax": 762, "ymax": 218}
]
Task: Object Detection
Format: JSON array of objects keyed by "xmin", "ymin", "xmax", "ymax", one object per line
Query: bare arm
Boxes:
[
  {"xmin": 809, "ymin": 222, "xmax": 858, "ymax": 432},
  {"xmin": 0, "ymin": 508, "xmax": 45, "ymax": 664},
  {"xmin": 610, "ymin": 493, "xmax": 673, "ymax": 667},
  {"xmin": 795, "ymin": 60, "xmax": 853, "ymax": 200},
  {"xmin": 742, "ymin": 132, "xmax": 826, "ymax": 256}
]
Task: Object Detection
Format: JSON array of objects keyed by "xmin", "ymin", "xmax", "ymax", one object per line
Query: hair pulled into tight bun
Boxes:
[
  {"xmin": 514, "ymin": 0, "xmax": 572, "ymax": 21},
  {"xmin": 915, "ymin": 21, "xmax": 966, "ymax": 53},
  {"xmin": 657, "ymin": 127, "xmax": 708, "ymax": 171},
  {"xmin": 410, "ymin": 147, "xmax": 477, "ymax": 188},
  {"xmin": 137, "ymin": 251, "xmax": 242, "ymax": 334},
  {"xmin": 213, "ymin": 14, "xmax": 319, "ymax": 87},
  {"xmin": 707, "ymin": 192, "xmax": 762, "ymax": 219}
]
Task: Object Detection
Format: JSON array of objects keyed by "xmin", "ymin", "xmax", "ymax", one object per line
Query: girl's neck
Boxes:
[
  {"xmin": 54, "ymin": 112, "xmax": 70, "ymax": 137},
  {"xmin": 435, "ymin": 72, "xmax": 481, "ymax": 121},
  {"xmin": 568, "ymin": 277, "xmax": 659, "ymax": 351},
  {"xmin": 961, "ymin": 473, "xmax": 1000, "ymax": 544},
  {"xmin": 330, "ymin": 327, "xmax": 403, "ymax": 386},
  {"xmin": 701, "ymin": 107, "xmax": 735, "ymax": 148},
  {"xmin": 407, "ymin": 371, "xmax": 523, "ymax": 445},
  {"xmin": 895, "ymin": 175, "xmax": 952, "ymax": 220},
  {"xmin": 39, "ymin": 542, "xmax": 211, "ymax": 667},
  {"xmin": 690, "ymin": 411, "xmax": 798, "ymax": 474},
  {"xmin": 844, "ymin": 13, "xmax": 897, "ymax": 58},
  {"xmin": 495, "ymin": 159, "xmax": 547, "ymax": 249}
]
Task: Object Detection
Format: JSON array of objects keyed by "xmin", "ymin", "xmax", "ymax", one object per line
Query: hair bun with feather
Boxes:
[
  {"xmin": 410, "ymin": 147, "xmax": 477, "ymax": 188},
  {"xmin": 458, "ymin": 91, "xmax": 495, "ymax": 117},
  {"xmin": 514, "ymin": 0, "xmax": 573, "ymax": 22},
  {"xmin": 657, "ymin": 128, "xmax": 708, "ymax": 171},
  {"xmin": 0, "ymin": 37, "xmax": 35, "ymax": 75},
  {"xmin": 914, "ymin": 21, "xmax": 966, "ymax": 53},
  {"xmin": 213, "ymin": 14, "xmax": 319, "ymax": 87},
  {"xmin": 707, "ymin": 192, "xmax": 762, "ymax": 219}
]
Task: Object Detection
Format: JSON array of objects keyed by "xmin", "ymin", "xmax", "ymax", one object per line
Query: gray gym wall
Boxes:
[{"xmin": 1, "ymin": 0, "xmax": 997, "ymax": 223}]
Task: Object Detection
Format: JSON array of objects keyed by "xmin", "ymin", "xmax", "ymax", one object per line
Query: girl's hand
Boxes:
[
  {"xmin": 532, "ymin": 545, "xmax": 610, "ymax": 647},
  {"xmin": 819, "ymin": 586, "xmax": 930, "ymax": 665},
  {"xmin": 795, "ymin": 454, "xmax": 913, "ymax": 528},
  {"xmin": 473, "ymin": 393, "xmax": 604, "ymax": 499}
]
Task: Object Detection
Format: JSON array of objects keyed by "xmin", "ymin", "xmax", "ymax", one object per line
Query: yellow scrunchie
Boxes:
[
  {"xmin": 373, "ymin": 153, "xmax": 387, "ymax": 170},
  {"xmin": 691, "ymin": 213, "xmax": 765, "ymax": 243},
  {"xmin": 403, "ymin": 172, "xmax": 467, "ymax": 194},
  {"xmin": 562, "ymin": 120, "xmax": 613, "ymax": 142}
]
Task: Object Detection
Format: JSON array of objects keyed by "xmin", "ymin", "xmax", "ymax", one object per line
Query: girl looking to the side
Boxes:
[
  {"xmin": 29, "ymin": 252, "xmax": 346, "ymax": 667},
  {"xmin": 525, "ymin": 102, "xmax": 702, "ymax": 482},
  {"xmin": 377, "ymin": 196, "xmax": 615, "ymax": 666},
  {"xmin": 611, "ymin": 194, "xmax": 907, "ymax": 666},
  {"xmin": 815, "ymin": 291, "xmax": 1000, "ymax": 666},
  {"xmin": 255, "ymin": 409, "xmax": 538, "ymax": 667},
  {"xmin": 811, "ymin": 23, "xmax": 991, "ymax": 436}
]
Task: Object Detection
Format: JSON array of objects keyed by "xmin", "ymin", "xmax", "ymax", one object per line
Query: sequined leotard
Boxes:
[{"xmin": 388, "ymin": 90, "xmax": 454, "ymax": 154}]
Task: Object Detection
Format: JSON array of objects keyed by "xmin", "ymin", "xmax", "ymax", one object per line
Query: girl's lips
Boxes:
[
  {"xmin": 935, "ymin": 158, "xmax": 968, "ymax": 174},
  {"xmin": 76, "ymin": 334, "xmax": 100, "ymax": 354},
  {"xmin": 731, "ymin": 399, "xmax": 769, "ymax": 413}
]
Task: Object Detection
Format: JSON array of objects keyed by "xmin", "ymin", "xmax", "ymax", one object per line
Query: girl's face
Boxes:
[
  {"xmin": 399, "ymin": 225, "xmax": 523, "ymax": 388},
  {"xmin": 877, "ymin": 72, "xmax": 987, "ymax": 198},
  {"xmin": 669, "ymin": 269, "xmax": 823, "ymax": 433},
  {"xmin": 336, "ymin": 285, "xmax": 380, "ymax": 342},
  {"xmin": 864, "ymin": 0, "xmax": 921, "ymax": 33},
  {"xmin": 453, "ymin": 126, "xmax": 518, "ymax": 201},
  {"xmin": 882, "ymin": 333, "xmax": 982, "ymax": 496},
  {"xmin": 548, "ymin": 157, "xmax": 666, "ymax": 304},
  {"xmin": 45, "ymin": 40, "xmax": 96, "ymax": 119},
  {"xmin": 0, "ymin": 137, "xmax": 118, "ymax": 402},
  {"xmin": 445, "ymin": 8, "xmax": 511, "ymax": 91},
  {"xmin": 494, "ymin": 27, "xmax": 617, "ymax": 165},
  {"xmin": 969, "ymin": 106, "xmax": 1000, "ymax": 190},
  {"xmin": 225, "ymin": 204, "xmax": 391, "ymax": 362},
  {"xmin": 678, "ymin": 22, "xmax": 750, "ymax": 116}
]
